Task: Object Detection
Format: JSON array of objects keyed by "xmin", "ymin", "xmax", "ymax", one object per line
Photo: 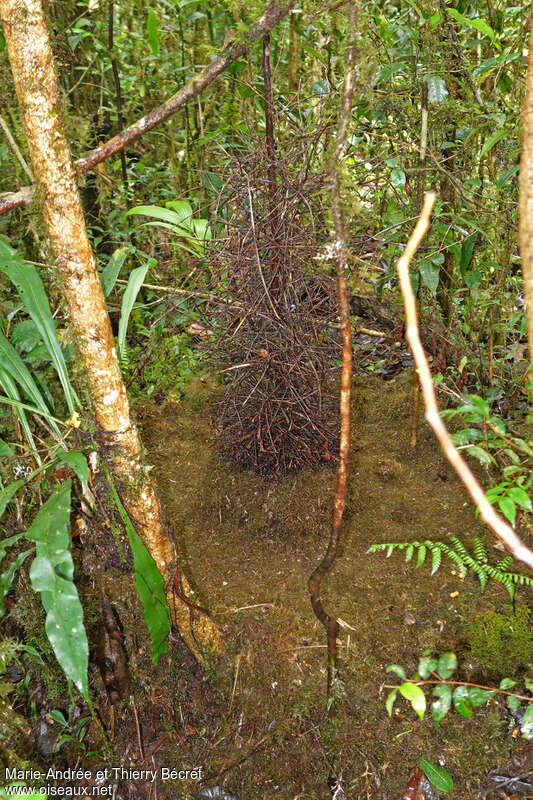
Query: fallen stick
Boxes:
[{"xmin": 397, "ymin": 192, "xmax": 533, "ymax": 571}]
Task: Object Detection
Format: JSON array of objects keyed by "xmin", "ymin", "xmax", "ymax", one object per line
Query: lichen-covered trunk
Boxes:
[
  {"xmin": 519, "ymin": 14, "xmax": 533, "ymax": 383},
  {"xmin": 0, "ymin": 0, "xmax": 221, "ymax": 660}
]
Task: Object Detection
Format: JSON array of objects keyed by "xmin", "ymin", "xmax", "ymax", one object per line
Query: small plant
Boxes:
[
  {"xmin": 441, "ymin": 392, "xmax": 533, "ymax": 526},
  {"xmin": 384, "ymin": 651, "xmax": 533, "ymax": 738},
  {"xmin": 367, "ymin": 536, "xmax": 533, "ymax": 600}
]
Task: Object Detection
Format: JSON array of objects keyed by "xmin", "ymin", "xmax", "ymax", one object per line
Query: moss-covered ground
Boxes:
[
  {"xmin": 119, "ymin": 370, "xmax": 533, "ymax": 799},
  {"xmin": 7, "ymin": 369, "xmax": 533, "ymax": 800}
]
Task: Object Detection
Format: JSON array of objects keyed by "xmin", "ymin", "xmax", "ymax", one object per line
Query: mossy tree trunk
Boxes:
[{"xmin": 0, "ymin": 0, "xmax": 221, "ymax": 661}]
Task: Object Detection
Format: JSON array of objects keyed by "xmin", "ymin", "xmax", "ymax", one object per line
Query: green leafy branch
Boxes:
[
  {"xmin": 367, "ymin": 536, "xmax": 533, "ymax": 600},
  {"xmin": 384, "ymin": 652, "xmax": 533, "ymax": 738}
]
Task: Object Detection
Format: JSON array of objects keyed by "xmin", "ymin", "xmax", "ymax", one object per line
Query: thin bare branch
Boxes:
[
  {"xmin": 308, "ymin": 1, "xmax": 356, "ymax": 700},
  {"xmin": 397, "ymin": 192, "xmax": 533, "ymax": 571}
]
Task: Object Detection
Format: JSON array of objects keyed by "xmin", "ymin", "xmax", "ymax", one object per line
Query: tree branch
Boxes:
[
  {"xmin": 397, "ymin": 192, "xmax": 533, "ymax": 572},
  {"xmin": 0, "ymin": 0, "xmax": 296, "ymax": 216}
]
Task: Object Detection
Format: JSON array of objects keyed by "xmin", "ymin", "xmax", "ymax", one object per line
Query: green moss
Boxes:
[{"xmin": 469, "ymin": 603, "xmax": 533, "ymax": 676}]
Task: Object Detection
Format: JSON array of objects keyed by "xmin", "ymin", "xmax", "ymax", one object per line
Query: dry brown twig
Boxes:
[{"xmin": 398, "ymin": 192, "xmax": 533, "ymax": 571}]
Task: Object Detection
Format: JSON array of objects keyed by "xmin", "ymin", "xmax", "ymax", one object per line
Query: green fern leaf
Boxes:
[{"xmin": 431, "ymin": 547, "xmax": 442, "ymax": 575}]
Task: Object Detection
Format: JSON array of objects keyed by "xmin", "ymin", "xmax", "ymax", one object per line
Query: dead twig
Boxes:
[{"xmin": 397, "ymin": 192, "xmax": 533, "ymax": 571}]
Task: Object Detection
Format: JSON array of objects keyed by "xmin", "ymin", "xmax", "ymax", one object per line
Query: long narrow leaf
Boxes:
[
  {"xmin": 0, "ymin": 366, "xmax": 41, "ymax": 463},
  {"xmin": 104, "ymin": 467, "xmax": 171, "ymax": 664},
  {"xmin": 118, "ymin": 263, "xmax": 150, "ymax": 358},
  {"xmin": 0, "ymin": 481, "xmax": 25, "ymax": 520},
  {"xmin": 1, "ymin": 259, "xmax": 79, "ymax": 414},
  {"xmin": 101, "ymin": 246, "xmax": 130, "ymax": 297},
  {"xmin": 125, "ymin": 204, "xmax": 191, "ymax": 227},
  {"xmin": 26, "ymin": 481, "xmax": 89, "ymax": 698}
]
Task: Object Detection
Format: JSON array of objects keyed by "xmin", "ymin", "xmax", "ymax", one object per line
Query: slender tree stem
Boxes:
[{"xmin": 308, "ymin": 2, "xmax": 356, "ymax": 702}]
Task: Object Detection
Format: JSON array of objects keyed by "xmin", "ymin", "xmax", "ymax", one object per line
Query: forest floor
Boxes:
[
  {"xmin": 10, "ymin": 354, "xmax": 533, "ymax": 800},
  {"xmin": 118, "ymin": 365, "xmax": 533, "ymax": 800}
]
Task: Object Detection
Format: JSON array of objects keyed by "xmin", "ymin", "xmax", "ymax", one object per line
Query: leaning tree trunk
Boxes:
[
  {"xmin": 519, "ymin": 12, "xmax": 533, "ymax": 384},
  {"xmin": 0, "ymin": 0, "xmax": 221, "ymax": 661}
]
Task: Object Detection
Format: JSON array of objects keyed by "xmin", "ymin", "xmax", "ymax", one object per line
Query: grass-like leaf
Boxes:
[{"xmin": 1, "ymin": 258, "xmax": 78, "ymax": 415}]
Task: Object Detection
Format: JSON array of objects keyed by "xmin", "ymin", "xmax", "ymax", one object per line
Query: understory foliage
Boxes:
[
  {"xmin": 368, "ymin": 536, "xmax": 533, "ymax": 600},
  {"xmin": 385, "ymin": 651, "xmax": 533, "ymax": 739}
]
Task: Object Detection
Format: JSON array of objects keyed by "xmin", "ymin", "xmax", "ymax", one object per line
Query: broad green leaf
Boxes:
[
  {"xmin": 164, "ymin": 199, "xmax": 195, "ymax": 227},
  {"xmin": 10, "ymin": 320, "xmax": 42, "ymax": 353},
  {"xmin": 1, "ymin": 260, "xmax": 78, "ymax": 415},
  {"xmin": 105, "ymin": 471, "xmax": 171, "ymax": 664},
  {"xmin": 464, "ymin": 270, "xmax": 482, "ymax": 290},
  {"xmin": 49, "ymin": 709, "xmax": 68, "ymax": 726},
  {"xmin": 507, "ymin": 487, "xmax": 532, "ymax": 512},
  {"xmin": 453, "ymin": 685, "xmax": 473, "ymax": 717},
  {"xmin": 390, "ymin": 169, "xmax": 406, "ymax": 188},
  {"xmin": 59, "ymin": 451, "xmax": 89, "ymax": 494},
  {"xmin": 376, "ymin": 62, "xmax": 406, "ymax": 84},
  {"xmin": 447, "ymin": 9, "xmax": 496, "ymax": 43},
  {"xmin": 0, "ymin": 439, "xmax": 13, "ymax": 458},
  {"xmin": 419, "ymin": 758, "xmax": 453, "ymax": 793},
  {"xmin": 418, "ymin": 656, "xmax": 438, "ymax": 679},
  {"xmin": 139, "ymin": 222, "xmax": 204, "ymax": 256},
  {"xmin": 467, "ymin": 687, "xmax": 495, "ymax": 706},
  {"xmin": 118, "ymin": 263, "xmax": 151, "ymax": 359},
  {"xmin": 147, "ymin": 9, "xmax": 159, "ymax": 55},
  {"xmin": 507, "ymin": 695, "xmax": 521, "ymax": 711},
  {"xmin": 419, "ymin": 259, "xmax": 440, "ymax": 293},
  {"xmin": 498, "ymin": 496, "xmax": 516, "ymax": 526},
  {"xmin": 399, "ymin": 682, "xmax": 426, "ymax": 720},
  {"xmin": 480, "ymin": 128, "xmax": 508, "ymax": 158},
  {"xmin": 386, "ymin": 688, "xmax": 397, "ymax": 716},
  {"xmin": 521, "ymin": 704, "xmax": 533, "ymax": 738},
  {"xmin": 101, "ymin": 247, "xmax": 130, "ymax": 297},
  {"xmin": 467, "ymin": 445, "xmax": 495, "ymax": 466},
  {"xmin": 126, "ymin": 204, "xmax": 191, "ymax": 228},
  {"xmin": 26, "ymin": 482, "xmax": 89, "ymax": 698},
  {"xmin": 500, "ymin": 678, "xmax": 517, "ymax": 690},
  {"xmin": 437, "ymin": 652, "xmax": 457, "ymax": 679},
  {"xmin": 386, "ymin": 664, "xmax": 406, "ymax": 679},
  {"xmin": 473, "ymin": 53, "xmax": 520, "ymax": 78},
  {"xmin": 432, "ymin": 684, "xmax": 452, "ymax": 727},
  {"xmin": 426, "ymin": 75, "xmax": 448, "ymax": 102},
  {"xmin": 524, "ymin": 678, "xmax": 533, "ymax": 692}
]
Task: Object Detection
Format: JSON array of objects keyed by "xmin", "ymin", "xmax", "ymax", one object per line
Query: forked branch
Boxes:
[{"xmin": 397, "ymin": 193, "xmax": 533, "ymax": 571}]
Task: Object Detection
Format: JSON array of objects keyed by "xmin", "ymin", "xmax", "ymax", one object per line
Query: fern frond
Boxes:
[
  {"xmin": 368, "ymin": 535, "xmax": 533, "ymax": 600},
  {"xmin": 473, "ymin": 537, "xmax": 487, "ymax": 563},
  {"xmin": 431, "ymin": 547, "xmax": 442, "ymax": 575}
]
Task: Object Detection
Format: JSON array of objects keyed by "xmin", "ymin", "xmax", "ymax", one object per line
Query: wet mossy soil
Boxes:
[{"xmin": 123, "ymin": 370, "xmax": 533, "ymax": 800}]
